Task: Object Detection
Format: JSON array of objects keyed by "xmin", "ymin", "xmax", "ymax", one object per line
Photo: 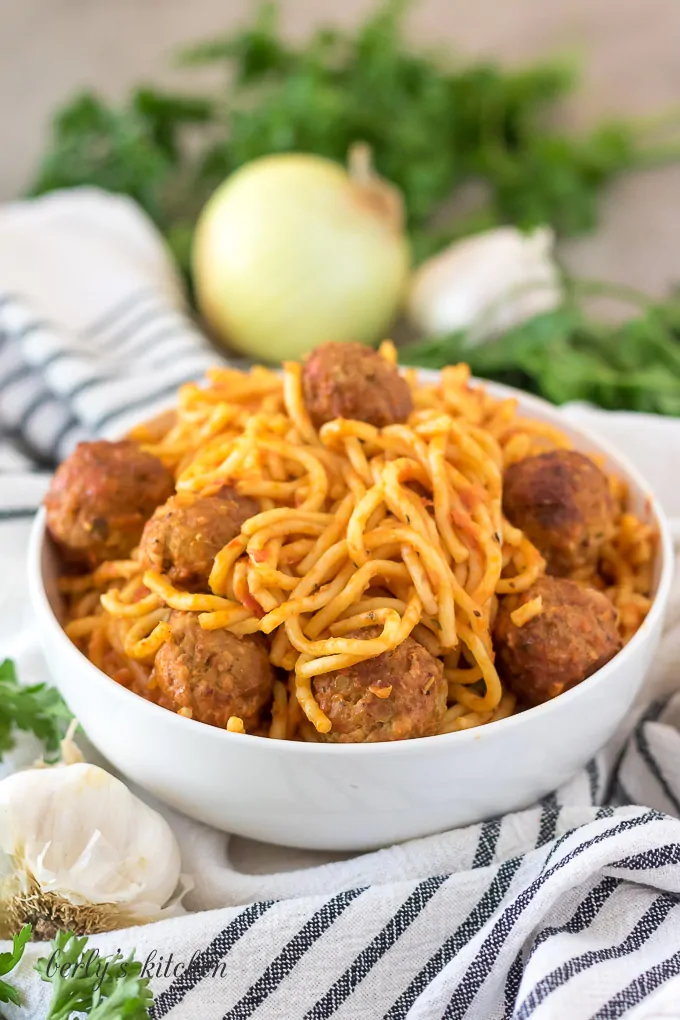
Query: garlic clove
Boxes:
[{"xmin": 408, "ymin": 225, "xmax": 562, "ymax": 343}]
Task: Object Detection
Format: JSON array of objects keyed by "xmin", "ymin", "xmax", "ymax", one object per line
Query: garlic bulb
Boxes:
[
  {"xmin": 0, "ymin": 761, "xmax": 183, "ymax": 939},
  {"xmin": 408, "ymin": 226, "xmax": 561, "ymax": 343}
]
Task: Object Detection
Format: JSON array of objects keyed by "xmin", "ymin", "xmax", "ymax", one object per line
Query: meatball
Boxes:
[
  {"xmin": 503, "ymin": 450, "xmax": 615, "ymax": 576},
  {"xmin": 493, "ymin": 576, "xmax": 622, "ymax": 706},
  {"xmin": 139, "ymin": 486, "xmax": 259, "ymax": 590},
  {"xmin": 312, "ymin": 629, "xmax": 447, "ymax": 742},
  {"xmin": 302, "ymin": 342, "xmax": 413, "ymax": 429},
  {"xmin": 152, "ymin": 611, "xmax": 273, "ymax": 729},
  {"xmin": 45, "ymin": 440, "xmax": 174, "ymax": 569}
]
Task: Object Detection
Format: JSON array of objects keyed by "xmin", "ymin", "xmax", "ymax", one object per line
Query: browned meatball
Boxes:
[
  {"xmin": 302, "ymin": 342, "xmax": 413, "ymax": 429},
  {"xmin": 152, "ymin": 611, "xmax": 273, "ymax": 729},
  {"xmin": 45, "ymin": 440, "xmax": 174, "ymax": 569},
  {"xmin": 138, "ymin": 486, "xmax": 259, "ymax": 590},
  {"xmin": 503, "ymin": 450, "xmax": 615, "ymax": 576},
  {"xmin": 312, "ymin": 629, "xmax": 447, "ymax": 742},
  {"xmin": 493, "ymin": 576, "xmax": 622, "ymax": 706}
]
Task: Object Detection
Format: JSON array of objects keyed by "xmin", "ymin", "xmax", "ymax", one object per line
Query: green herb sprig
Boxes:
[
  {"xmin": 28, "ymin": 0, "xmax": 680, "ymax": 274},
  {"xmin": 404, "ymin": 285, "xmax": 680, "ymax": 415},
  {"xmin": 0, "ymin": 660, "xmax": 73, "ymax": 763},
  {"xmin": 0, "ymin": 923, "xmax": 154, "ymax": 1019},
  {"xmin": 0, "ymin": 924, "xmax": 31, "ymax": 1016},
  {"xmin": 36, "ymin": 931, "xmax": 153, "ymax": 1020},
  {"xmin": 26, "ymin": 0, "xmax": 680, "ymax": 413}
]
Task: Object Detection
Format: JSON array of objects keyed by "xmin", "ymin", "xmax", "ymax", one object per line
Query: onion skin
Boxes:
[{"xmin": 192, "ymin": 153, "xmax": 410, "ymax": 361}]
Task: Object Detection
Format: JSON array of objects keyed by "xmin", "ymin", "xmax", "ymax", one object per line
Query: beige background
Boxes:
[{"xmin": 2, "ymin": 0, "xmax": 680, "ymax": 293}]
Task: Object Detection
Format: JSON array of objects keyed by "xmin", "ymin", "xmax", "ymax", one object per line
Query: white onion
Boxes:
[{"xmin": 192, "ymin": 148, "xmax": 410, "ymax": 361}]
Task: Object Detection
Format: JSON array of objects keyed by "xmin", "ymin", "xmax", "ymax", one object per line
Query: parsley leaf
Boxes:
[
  {"xmin": 29, "ymin": 0, "xmax": 680, "ymax": 277},
  {"xmin": 26, "ymin": 0, "xmax": 680, "ymax": 413},
  {"xmin": 0, "ymin": 659, "xmax": 73, "ymax": 763},
  {"xmin": 36, "ymin": 931, "xmax": 153, "ymax": 1020},
  {"xmin": 0, "ymin": 923, "xmax": 31, "ymax": 1013},
  {"xmin": 404, "ymin": 296, "xmax": 680, "ymax": 415}
]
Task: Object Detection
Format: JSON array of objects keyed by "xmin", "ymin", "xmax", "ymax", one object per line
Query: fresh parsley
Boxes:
[
  {"xmin": 36, "ymin": 932, "xmax": 153, "ymax": 1020},
  {"xmin": 404, "ymin": 285, "xmax": 680, "ymax": 415},
  {"xmin": 25, "ymin": 0, "xmax": 680, "ymax": 412},
  {"xmin": 0, "ymin": 924, "xmax": 154, "ymax": 1019},
  {"xmin": 0, "ymin": 659, "xmax": 73, "ymax": 763},
  {"xmin": 0, "ymin": 924, "xmax": 31, "ymax": 1016},
  {"xmin": 28, "ymin": 0, "xmax": 680, "ymax": 276}
]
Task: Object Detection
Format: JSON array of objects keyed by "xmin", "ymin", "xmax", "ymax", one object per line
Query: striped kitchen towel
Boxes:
[
  {"xmin": 3, "ymin": 187, "xmax": 680, "ymax": 1019},
  {"xmin": 0, "ymin": 186, "xmax": 238, "ymax": 474}
]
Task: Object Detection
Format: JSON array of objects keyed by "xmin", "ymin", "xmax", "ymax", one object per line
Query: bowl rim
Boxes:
[{"xmin": 28, "ymin": 375, "xmax": 675, "ymax": 758}]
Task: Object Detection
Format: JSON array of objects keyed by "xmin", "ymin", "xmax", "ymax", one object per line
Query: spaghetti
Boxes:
[{"xmin": 60, "ymin": 346, "xmax": 656, "ymax": 739}]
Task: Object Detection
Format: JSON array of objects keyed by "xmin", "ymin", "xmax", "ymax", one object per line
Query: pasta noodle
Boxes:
[
  {"xmin": 510, "ymin": 596, "xmax": 543, "ymax": 628},
  {"xmin": 60, "ymin": 356, "xmax": 657, "ymax": 740},
  {"xmin": 226, "ymin": 716, "xmax": 246, "ymax": 734}
]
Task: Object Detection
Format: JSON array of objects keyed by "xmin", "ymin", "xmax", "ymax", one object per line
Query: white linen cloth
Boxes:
[{"xmin": 2, "ymin": 188, "xmax": 680, "ymax": 1019}]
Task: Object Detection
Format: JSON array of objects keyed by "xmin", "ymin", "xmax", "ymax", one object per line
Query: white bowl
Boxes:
[{"xmin": 28, "ymin": 379, "xmax": 674, "ymax": 851}]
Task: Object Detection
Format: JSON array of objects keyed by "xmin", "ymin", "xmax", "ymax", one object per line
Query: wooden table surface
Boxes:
[{"xmin": 2, "ymin": 0, "xmax": 679, "ymax": 294}]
